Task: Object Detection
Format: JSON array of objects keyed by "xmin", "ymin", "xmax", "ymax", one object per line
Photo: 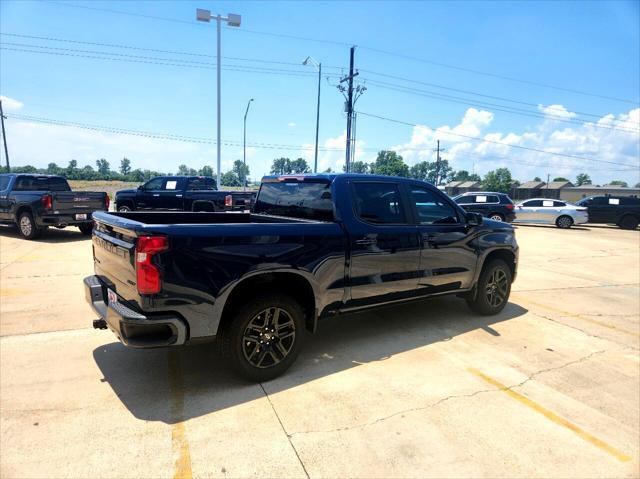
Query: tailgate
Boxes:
[
  {"xmin": 92, "ymin": 217, "xmax": 139, "ymax": 302},
  {"xmin": 231, "ymin": 192, "xmax": 255, "ymax": 208},
  {"xmin": 53, "ymin": 191, "xmax": 106, "ymax": 212}
]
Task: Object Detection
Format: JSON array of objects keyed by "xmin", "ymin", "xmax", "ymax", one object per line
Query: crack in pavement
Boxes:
[
  {"xmin": 287, "ymin": 350, "xmax": 608, "ymax": 437},
  {"xmin": 259, "ymin": 383, "xmax": 310, "ymax": 479}
]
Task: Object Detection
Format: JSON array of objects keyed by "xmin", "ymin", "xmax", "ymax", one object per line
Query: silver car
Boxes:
[{"xmin": 514, "ymin": 198, "xmax": 588, "ymax": 228}]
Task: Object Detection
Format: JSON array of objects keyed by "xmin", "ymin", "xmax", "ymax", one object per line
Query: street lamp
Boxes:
[
  {"xmin": 243, "ymin": 98, "xmax": 253, "ymax": 191},
  {"xmin": 303, "ymin": 56, "xmax": 321, "ymax": 173},
  {"xmin": 196, "ymin": 8, "xmax": 242, "ymax": 190}
]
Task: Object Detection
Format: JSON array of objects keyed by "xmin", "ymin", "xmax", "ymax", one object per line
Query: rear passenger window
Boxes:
[
  {"xmin": 353, "ymin": 182, "xmax": 406, "ymax": 224},
  {"xmin": 523, "ymin": 200, "xmax": 543, "ymax": 207},
  {"xmin": 620, "ymin": 197, "xmax": 640, "ymax": 205},
  {"xmin": 486, "ymin": 195, "xmax": 499, "ymax": 203},
  {"xmin": 13, "ymin": 177, "xmax": 50, "ymax": 191},
  {"xmin": 553, "ymin": 201, "xmax": 566, "ymax": 207}
]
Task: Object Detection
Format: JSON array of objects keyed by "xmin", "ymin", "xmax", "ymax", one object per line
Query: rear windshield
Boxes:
[
  {"xmin": 254, "ymin": 181, "xmax": 334, "ymax": 221},
  {"xmin": 13, "ymin": 176, "xmax": 70, "ymax": 191}
]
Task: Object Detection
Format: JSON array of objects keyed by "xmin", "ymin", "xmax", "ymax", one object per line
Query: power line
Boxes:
[
  {"xmin": 359, "ymin": 68, "xmax": 640, "ymax": 125},
  {"xmin": 47, "ymin": 0, "xmax": 640, "ymax": 104},
  {"xmin": 362, "ymin": 78, "xmax": 640, "ymax": 134},
  {"xmin": 357, "ymin": 111, "xmax": 640, "ymax": 169}
]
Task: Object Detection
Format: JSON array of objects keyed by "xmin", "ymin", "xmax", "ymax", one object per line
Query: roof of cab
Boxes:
[{"xmin": 260, "ymin": 173, "xmax": 435, "ymax": 183}]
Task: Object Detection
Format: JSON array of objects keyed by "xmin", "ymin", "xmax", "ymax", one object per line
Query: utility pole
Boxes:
[
  {"xmin": 0, "ymin": 99, "xmax": 9, "ymax": 171},
  {"xmin": 340, "ymin": 46, "xmax": 358, "ymax": 173},
  {"xmin": 433, "ymin": 140, "xmax": 445, "ymax": 185},
  {"xmin": 243, "ymin": 98, "xmax": 253, "ymax": 191}
]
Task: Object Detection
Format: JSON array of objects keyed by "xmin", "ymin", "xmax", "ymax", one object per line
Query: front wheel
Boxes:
[
  {"xmin": 555, "ymin": 215, "xmax": 573, "ymax": 229},
  {"xmin": 18, "ymin": 212, "xmax": 43, "ymax": 240},
  {"xmin": 467, "ymin": 259, "xmax": 512, "ymax": 315},
  {"xmin": 117, "ymin": 205, "xmax": 132, "ymax": 212},
  {"xmin": 219, "ymin": 295, "xmax": 305, "ymax": 382}
]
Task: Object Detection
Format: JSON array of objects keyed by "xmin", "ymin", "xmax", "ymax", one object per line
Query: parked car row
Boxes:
[{"xmin": 453, "ymin": 190, "xmax": 639, "ymax": 230}]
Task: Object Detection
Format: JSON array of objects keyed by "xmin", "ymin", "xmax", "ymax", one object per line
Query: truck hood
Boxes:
[{"xmin": 482, "ymin": 218, "xmax": 514, "ymax": 231}]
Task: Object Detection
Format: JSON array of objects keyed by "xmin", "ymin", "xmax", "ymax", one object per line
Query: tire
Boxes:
[
  {"xmin": 219, "ymin": 294, "xmax": 305, "ymax": 382},
  {"xmin": 17, "ymin": 212, "xmax": 43, "ymax": 240},
  {"xmin": 619, "ymin": 215, "xmax": 639, "ymax": 230},
  {"xmin": 555, "ymin": 215, "xmax": 573, "ymax": 229},
  {"xmin": 466, "ymin": 259, "xmax": 512, "ymax": 315},
  {"xmin": 78, "ymin": 223, "xmax": 94, "ymax": 235},
  {"xmin": 117, "ymin": 205, "xmax": 132, "ymax": 212},
  {"xmin": 489, "ymin": 213, "xmax": 504, "ymax": 222}
]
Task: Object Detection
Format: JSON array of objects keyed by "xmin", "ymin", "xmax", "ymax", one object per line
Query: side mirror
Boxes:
[{"xmin": 466, "ymin": 212, "xmax": 483, "ymax": 226}]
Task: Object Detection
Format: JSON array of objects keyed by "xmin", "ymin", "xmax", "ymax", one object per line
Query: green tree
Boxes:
[
  {"xmin": 199, "ymin": 165, "xmax": 214, "ymax": 177},
  {"xmin": 130, "ymin": 169, "xmax": 145, "ymax": 182},
  {"xmin": 47, "ymin": 162, "xmax": 61, "ymax": 175},
  {"xmin": 270, "ymin": 157, "xmax": 292, "ymax": 175},
  {"xmin": 553, "ymin": 177, "xmax": 569, "ymax": 182},
  {"xmin": 67, "ymin": 159, "xmax": 78, "ymax": 176},
  {"xmin": 96, "ymin": 158, "xmax": 110, "ymax": 176},
  {"xmin": 323, "ymin": 167, "xmax": 333, "ymax": 173},
  {"xmin": 409, "ymin": 159, "xmax": 453, "ymax": 184},
  {"xmin": 290, "ymin": 158, "xmax": 310, "ymax": 174},
  {"xmin": 220, "ymin": 171, "xmax": 241, "ymax": 187},
  {"xmin": 120, "ymin": 158, "xmax": 131, "ymax": 176},
  {"xmin": 177, "ymin": 164, "xmax": 197, "ymax": 176},
  {"xmin": 232, "ymin": 160, "xmax": 250, "ymax": 185},
  {"xmin": 482, "ymin": 167, "xmax": 513, "ymax": 193},
  {"xmin": 349, "ymin": 161, "xmax": 370, "ymax": 174},
  {"xmin": 635, "ymin": 182, "xmax": 640, "ymax": 188},
  {"xmin": 575, "ymin": 173, "xmax": 592, "ymax": 186},
  {"xmin": 533, "ymin": 176, "xmax": 542, "ymax": 182},
  {"xmin": 371, "ymin": 150, "xmax": 409, "ymax": 177},
  {"xmin": 609, "ymin": 180, "xmax": 628, "ymax": 187}
]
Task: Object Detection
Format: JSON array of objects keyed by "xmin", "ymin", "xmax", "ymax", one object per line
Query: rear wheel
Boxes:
[
  {"xmin": 466, "ymin": 259, "xmax": 512, "ymax": 315},
  {"xmin": 619, "ymin": 215, "xmax": 639, "ymax": 230},
  {"xmin": 555, "ymin": 215, "xmax": 573, "ymax": 229},
  {"xmin": 18, "ymin": 212, "xmax": 43, "ymax": 240},
  {"xmin": 78, "ymin": 223, "xmax": 94, "ymax": 235},
  {"xmin": 489, "ymin": 213, "xmax": 504, "ymax": 222},
  {"xmin": 219, "ymin": 294, "xmax": 305, "ymax": 382}
]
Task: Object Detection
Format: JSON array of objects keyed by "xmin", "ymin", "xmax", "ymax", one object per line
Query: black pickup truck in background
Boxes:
[
  {"xmin": 114, "ymin": 175, "xmax": 255, "ymax": 212},
  {"xmin": 0, "ymin": 173, "xmax": 109, "ymax": 239},
  {"xmin": 85, "ymin": 173, "xmax": 519, "ymax": 381},
  {"xmin": 575, "ymin": 195, "xmax": 640, "ymax": 229}
]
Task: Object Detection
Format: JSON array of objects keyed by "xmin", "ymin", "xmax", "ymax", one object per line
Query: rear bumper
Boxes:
[
  {"xmin": 505, "ymin": 212, "xmax": 517, "ymax": 223},
  {"xmin": 84, "ymin": 275, "xmax": 187, "ymax": 348},
  {"xmin": 38, "ymin": 213, "xmax": 96, "ymax": 227}
]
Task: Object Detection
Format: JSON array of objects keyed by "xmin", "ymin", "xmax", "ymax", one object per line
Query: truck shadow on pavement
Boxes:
[
  {"xmin": 0, "ymin": 225, "xmax": 90, "ymax": 243},
  {"xmin": 93, "ymin": 296, "xmax": 527, "ymax": 424}
]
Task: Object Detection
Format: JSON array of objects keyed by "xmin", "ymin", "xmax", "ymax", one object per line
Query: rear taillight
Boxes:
[
  {"xmin": 505, "ymin": 203, "xmax": 514, "ymax": 210},
  {"xmin": 224, "ymin": 194, "xmax": 233, "ymax": 207},
  {"xmin": 41, "ymin": 194, "xmax": 52, "ymax": 210},
  {"xmin": 136, "ymin": 236, "xmax": 169, "ymax": 295},
  {"xmin": 105, "ymin": 194, "xmax": 110, "ymax": 210}
]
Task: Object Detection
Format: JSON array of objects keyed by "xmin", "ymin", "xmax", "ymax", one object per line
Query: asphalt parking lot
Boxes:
[{"xmin": 1, "ymin": 223, "xmax": 638, "ymax": 478}]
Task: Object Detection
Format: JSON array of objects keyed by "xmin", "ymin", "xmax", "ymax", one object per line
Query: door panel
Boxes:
[
  {"xmin": 347, "ymin": 181, "xmax": 421, "ymax": 305},
  {"xmin": 410, "ymin": 185, "xmax": 477, "ymax": 292},
  {"xmin": 156, "ymin": 178, "xmax": 186, "ymax": 210},
  {"xmin": 135, "ymin": 177, "xmax": 164, "ymax": 209}
]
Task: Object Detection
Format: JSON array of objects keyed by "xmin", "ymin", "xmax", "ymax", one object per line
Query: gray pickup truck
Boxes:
[{"xmin": 0, "ymin": 173, "xmax": 109, "ymax": 239}]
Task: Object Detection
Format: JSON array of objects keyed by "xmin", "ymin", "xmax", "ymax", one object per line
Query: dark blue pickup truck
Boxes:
[{"xmin": 85, "ymin": 174, "xmax": 518, "ymax": 381}]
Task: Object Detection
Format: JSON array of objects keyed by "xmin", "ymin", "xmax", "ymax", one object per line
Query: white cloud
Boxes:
[
  {"xmin": 287, "ymin": 122, "xmax": 296, "ymax": 128},
  {"xmin": 538, "ymin": 104, "xmax": 576, "ymax": 120},
  {"xmin": 0, "ymin": 95, "xmax": 23, "ymax": 111},
  {"xmin": 393, "ymin": 107, "xmax": 639, "ymax": 185}
]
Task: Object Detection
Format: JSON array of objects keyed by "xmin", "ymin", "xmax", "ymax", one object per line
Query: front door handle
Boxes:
[
  {"xmin": 355, "ymin": 238, "xmax": 377, "ymax": 246},
  {"xmin": 153, "ymin": 194, "xmax": 160, "ymax": 197}
]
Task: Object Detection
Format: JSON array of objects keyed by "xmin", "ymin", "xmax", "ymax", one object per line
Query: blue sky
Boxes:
[{"xmin": 1, "ymin": 0, "xmax": 639, "ymax": 185}]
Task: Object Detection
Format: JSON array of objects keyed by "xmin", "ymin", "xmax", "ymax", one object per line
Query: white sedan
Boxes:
[{"xmin": 514, "ymin": 198, "xmax": 589, "ymax": 228}]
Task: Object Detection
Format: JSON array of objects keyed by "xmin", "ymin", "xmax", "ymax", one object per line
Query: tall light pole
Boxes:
[
  {"xmin": 196, "ymin": 8, "xmax": 241, "ymax": 189},
  {"xmin": 303, "ymin": 56, "xmax": 321, "ymax": 173},
  {"xmin": 243, "ymin": 98, "xmax": 253, "ymax": 191}
]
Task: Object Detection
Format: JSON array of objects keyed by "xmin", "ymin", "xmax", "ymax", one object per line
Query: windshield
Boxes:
[{"xmin": 254, "ymin": 181, "xmax": 334, "ymax": 221}]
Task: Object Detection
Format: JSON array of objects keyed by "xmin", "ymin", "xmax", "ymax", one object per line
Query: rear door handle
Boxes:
[
  {"xmin": 153, "ymin": 194, "xmax": 160, "ymax": 197},
  {"xmin": 355, "ymin": 238, "xmax": 377, "ymax": 246}
]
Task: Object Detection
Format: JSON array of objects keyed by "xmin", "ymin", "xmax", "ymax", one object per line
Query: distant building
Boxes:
[
  {"xmin": 539, "ymin": 180, "xmax": 574, "ymax": 199},
  {"xmin": 560, "ymin": 185, "xmax": 640, "ymax": 203},
  {"xmin": 457, "ymin": 181, "xmax": 482, "ymax": 194},
  {"xmin": 512, "ymin": 180, "xmax": 546, "ymax": 200},
  {"xmin": 444, "ymin": 181, "xmax": 464, "ymax": 196}
]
